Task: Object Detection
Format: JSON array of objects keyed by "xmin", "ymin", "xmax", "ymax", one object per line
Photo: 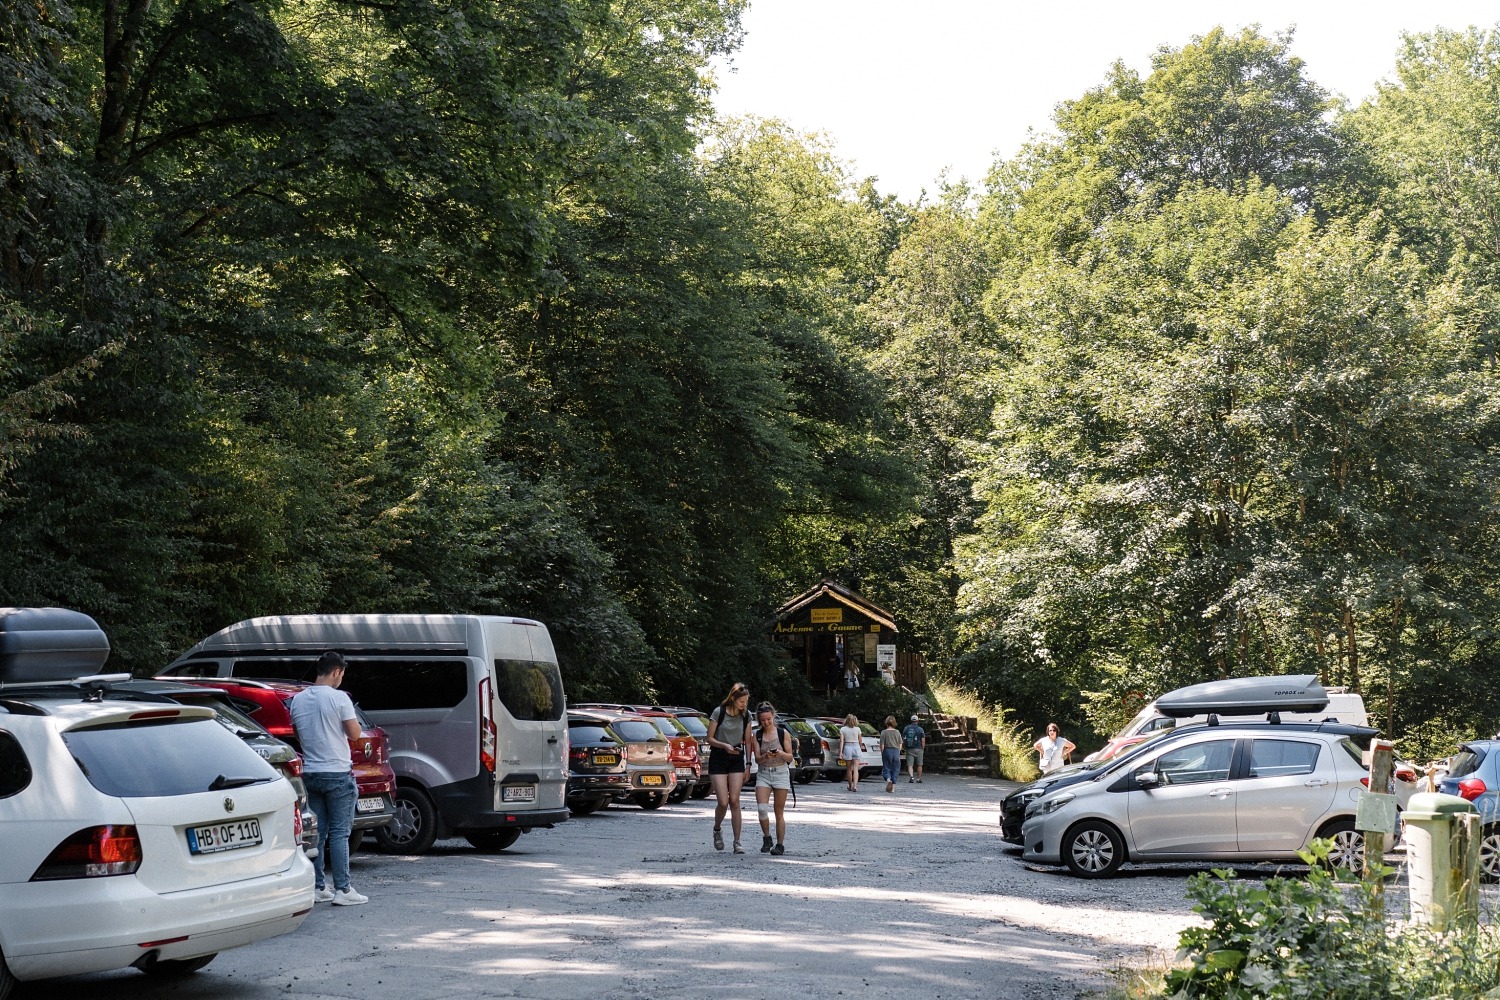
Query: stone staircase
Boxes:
[{"xmin": 921, "ymin": 711, "xmax": 999, "ymax": 777}]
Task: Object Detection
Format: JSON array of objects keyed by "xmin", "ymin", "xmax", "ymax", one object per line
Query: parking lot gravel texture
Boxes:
[{"xmin": 41, "ymin": 772, "xmax": 1467, "ymax": 1000}]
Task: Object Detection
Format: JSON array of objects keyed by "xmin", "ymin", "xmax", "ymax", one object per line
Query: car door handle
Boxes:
[
  {"xmin": 1207, "ymin": 787, "xmax": 1233, "ymax": 799},
  {"xmin": 1303, "ymin": 778, "xmax": 1329, "ymax": 787}
]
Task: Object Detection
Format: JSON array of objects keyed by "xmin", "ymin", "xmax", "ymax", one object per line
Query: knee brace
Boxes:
[{"xmin": 757, "ymin": 802, "xmax": 772, "ymax": 821}]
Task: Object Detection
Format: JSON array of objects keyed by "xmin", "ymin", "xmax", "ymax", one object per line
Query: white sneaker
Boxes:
[
  {"xmin": 332, "ymin": 887, "xmax": 369, "ymax": 906},
  {"xmin": 314, "ymin": 886, "xmax": 335, "ymax": 903}
]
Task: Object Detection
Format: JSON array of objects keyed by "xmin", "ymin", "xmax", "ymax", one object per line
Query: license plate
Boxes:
[
  {"xmin": 640, "ymin": 774, "xmax": 664, "ymax": 786},
  {"xmin": 187, "ymin": 818, "xmax": 262, "ymax": 855},
  {"xmin": 808, "ymin": 756, "xmax": 822, "ymax": 765},
  {"xmin": 593, "ymin": 753, "xmax": 619, "ymax": 765},
  {"xmin": 356, "ymin": 796, "xmax": 385, "ymax": 814},
  {"xmin": 502, "ymin": 785, "xmax": 536, "ymax": 803},
  {"xmin": 675, "ymin": 767, "xmax": 696, "ymax": 777}
]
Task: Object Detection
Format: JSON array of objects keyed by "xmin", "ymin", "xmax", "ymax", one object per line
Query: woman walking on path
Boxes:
[
  {"xmin": 707, "ymin": 683, "xmax": 754, "ymax": 853},
  {"xmin": 752, "ymin": 702, "xmax": 794, "ymax": 855},
  {"xmin": 839, "ymin": 714, "xmax": 864, "ymax": 791},
  {"xmin": 879, "ymin": 716, "xmax": 902, "ymax": 793}
]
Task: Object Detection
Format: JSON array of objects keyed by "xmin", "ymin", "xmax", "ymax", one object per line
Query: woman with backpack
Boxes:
[
  {"xmin": 839, "ymin": 713, "xmax": 864, "ymax": 791},
  {"xmin": 706, "ymin": 682, "xmax": 753, "ymax": 853},
  {"xmin": 751, "ymin": 701, "xmax": 794, "ymax": 855},
  {"xmin": 880, "ymin": 716, "xmax": 902, "ymax": 793}
]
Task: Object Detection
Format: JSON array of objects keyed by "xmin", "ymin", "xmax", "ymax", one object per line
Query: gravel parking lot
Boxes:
[{"xmin": 33, "ymin": 772, "xmax": 1465, "ymax": 1000}]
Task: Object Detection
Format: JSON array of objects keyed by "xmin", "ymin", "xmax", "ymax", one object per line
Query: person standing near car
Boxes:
[
  {"xmin": 706, "ymin": 683, "xmax": 753, "ymax": 853},
  {"xmin": 879, "ymin": 716, "xmax": 902, "ymax": 793},
  {"xmin": 751, "ymin": 702, "xmax": 794, "ymax": 855},
  {"xmin": 1033, "ymin": 723, "xmax": 1076, "ymax": 775},
  {"xmin": 902, "ymin": 714, "xmax": 926, "ymax": 782},
  {"xmin": 289, "ymin": 651, "xmax": 368, "ymax": 905},
  {"xmin": 839, "ymin": 713, "xmax": 864, "ymax": 791}
]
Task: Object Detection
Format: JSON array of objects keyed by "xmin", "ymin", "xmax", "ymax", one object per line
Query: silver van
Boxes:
[{"xmin": 163, "ymin": 614, "xmax": 568, "ymax": 854}]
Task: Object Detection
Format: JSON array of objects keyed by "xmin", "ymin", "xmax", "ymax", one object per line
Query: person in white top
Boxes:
[
  {"xmin": 289, "ymin": 651, "xmax": 368, "ymax": 906},
  {"xmin": 1033, "ymin": 723, "xmax": 1076, "ymax": 775},
  {"xmin": 839, "ymin": 714, "xmax": 864, "ymax": 792}
]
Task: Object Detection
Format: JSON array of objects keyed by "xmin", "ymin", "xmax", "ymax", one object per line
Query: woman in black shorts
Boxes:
[{"xmin": 706, "ymin": 682, "xmax": 753, "ymax": 853}]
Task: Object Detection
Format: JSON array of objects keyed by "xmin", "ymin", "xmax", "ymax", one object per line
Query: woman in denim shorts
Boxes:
[{"xmin": 751, "ymin": 702, "xmax": 793, "ymax": 855}]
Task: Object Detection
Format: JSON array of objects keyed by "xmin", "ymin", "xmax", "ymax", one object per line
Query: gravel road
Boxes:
[{"xmin": 37, "ymin": 774, "xmax": 1256, "ymax": 1000}]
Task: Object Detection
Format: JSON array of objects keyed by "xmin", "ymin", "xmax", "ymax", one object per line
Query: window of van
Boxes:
[
  {"xmin": 493, "ymin": 659, "xmax": 564, "ymax": 721},
  {"xmin": 338, "ymin": 660, "xmax": 468, "ymax": 711}
]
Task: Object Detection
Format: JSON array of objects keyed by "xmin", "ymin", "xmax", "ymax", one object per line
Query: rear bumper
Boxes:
[
  {"xmin": 352, "ymin": 792, "xmax": 395, "ymax": 832},
  {"xmin": 1, "ymin": 858, "xmax": 313, "ymax": 981}
]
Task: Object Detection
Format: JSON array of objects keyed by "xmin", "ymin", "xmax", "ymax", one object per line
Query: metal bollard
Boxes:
[{"xmin": 1403, "ymin": 791, "xmax": 1480, "ymax": 932}]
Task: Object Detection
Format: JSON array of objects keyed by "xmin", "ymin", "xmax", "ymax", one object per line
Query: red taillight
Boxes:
[
  {"xmin": 1360, "ymin": 777, "xmax": 1370, "ymax": 788},
  {"xmin": 1459, "ymin": 778, "xmax": 1487, "ymax": 801},
  {"xmin": 569, "ymin": 748, "xmax": 587, "ymax": 762},
  {"xmin": 293, "ymin": 805, "xmax": 304, "ymax": 842},
  {"xmin": 478, "ymin": 677, "xmax": 496, "ymax": 773},
  {"xmin": 32, "ymin": 825, "xmax": 143, "ymax": 880},
  {"xmin": 287, "ymin": 755, "xmax": 304, "ymax": 777}
]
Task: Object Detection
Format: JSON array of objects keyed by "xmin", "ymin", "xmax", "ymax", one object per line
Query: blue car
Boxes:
[{"xmin": 1436, "ymin": 740, "xmax": 1500, "ymax": 881}]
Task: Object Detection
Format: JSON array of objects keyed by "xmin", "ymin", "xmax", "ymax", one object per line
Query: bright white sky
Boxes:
[{"xmin": 710, "ymin": 1, "xmax": 1499, "ymax": 201}]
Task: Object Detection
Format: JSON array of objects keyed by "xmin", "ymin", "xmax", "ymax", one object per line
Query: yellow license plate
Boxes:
[
  {"xmin": 641, "ymin": 774, "xmax": 664, "ymax": 786},
  {"xmin": 594, "ymin": 754, "xmax": 618, "ymax": 765}
]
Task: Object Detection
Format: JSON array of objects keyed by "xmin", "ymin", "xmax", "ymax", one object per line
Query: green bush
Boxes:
[
  {"xmin": 824, "ymin": 678, "xmax": 919, "ymax": 728},
  {"xmin": 1157, "ymin": 840, "xmax": 1500, "ymax": 999}
]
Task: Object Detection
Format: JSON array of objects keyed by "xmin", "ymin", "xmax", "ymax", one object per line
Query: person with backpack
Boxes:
[
  {"xmin": 902, "ymin": 714, "xmax": 927, "ymax": 783},
  {"xmin": 706, "ymin": 682, "xmax": 753, "ymax": 853},
  {"xmin": 880, "ymin": 716, "xmax": 903, "ymax": 792},
  {"xmin": 751, "ymin": 701, "xmax": 794, "ymax": 855}
]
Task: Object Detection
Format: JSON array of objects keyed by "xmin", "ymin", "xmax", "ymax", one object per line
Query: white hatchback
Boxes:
[{"xmin": 0, "ymin": 692, "xmax": 314, "ymax": 995}]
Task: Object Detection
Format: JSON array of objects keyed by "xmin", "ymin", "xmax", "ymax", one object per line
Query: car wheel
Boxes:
[
  {"xmin": 374, "ymin": 785, "xmax": 439, "ymax": 855},
  {"xmin": 0, "ymin": 948, "xmax": 14, "ymax": 1000},
  {"xmin": 1479, "ymin": 825, "xmax": 1500, "ymax": 883},
  {"xmin": 1062, "ymin": 821, "xmax": 1125, "ymax": 878},
  {"xmin": 464, "ymin": 828, "xmax": 522, "ymax": 853},
  {"xmin": 349, "ymin": 829, "xmax": 363, "ymax": 855},
  {"xmin": 1319, "ymin": 819, "xmax": 1363, "ymax": 871},
  {"xmin": 569, "ymin": 798, "xmax": 602, "ymax": 816},
  {"xmin": 795, "ymin": 770, "xmax": 816, "ymax": 784},
  {"xmin": 689, "ymin": 783, "xmax": 711, "ymax": 799},
  {"xmin": 139, "ymin": 954, "xmax": 216, "ymax": 977},
  {"xmin": 635, "ymin": 791, "xmax": 668, "ymax": 810},
  {"xmin": 668, "ymin": 784, "xmax": 690, "ymax": 803}
]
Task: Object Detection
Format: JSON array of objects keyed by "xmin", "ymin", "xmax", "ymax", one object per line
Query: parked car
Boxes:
[
  {"xmin": 1437, "ymin": 740, "xmax": 1500, "ymax": 880},
  {"xmin": 166, "ymin": 677, "xmax": 395, "ymax": 853},
  {"xmin": 573, "ymin": 704, "xmax": 703, "ymax": 802},
  {"xmin": 779, "ymin": 715, "xmax": 824, "ymax": 784},
  {"xmin": 654, "ymin": 706, "xmax": 714, "ymax": 798},
  {"xmin": 566, "ymin": 710, "xmax": 676, "ymax": 809},
  {"xmin": 1020, "ymin": 723, "xmax": 1373, "ymax": 877},
  {"xmin": 564, "ymin": 715, "xmax": 631, "ymax": 815},
  {"xmin": 815, "ymin": 717, "xmax": 881, "ymax": 778},
  {"xmin": 0, "ymin": 606, "xmax": 312, "ymax": 993}
]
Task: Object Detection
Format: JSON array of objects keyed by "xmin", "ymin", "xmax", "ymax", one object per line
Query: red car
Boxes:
[{"xmin": 165, "ymin": 676, "xmax": 397, "ymax": 851}]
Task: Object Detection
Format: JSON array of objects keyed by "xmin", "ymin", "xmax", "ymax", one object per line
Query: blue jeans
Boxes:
[
  {"xmin": 881, "ymin": 747, "xmax": 901, "ymax": 783},
  {"xmin": 304, "ymin": 770, "xmax": 357, "ymax": 892}
]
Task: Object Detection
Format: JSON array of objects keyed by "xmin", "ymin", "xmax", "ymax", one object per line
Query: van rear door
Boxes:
[{"xmin": 483, "ymin": 620, "xmax": 567, "ymax": 813}]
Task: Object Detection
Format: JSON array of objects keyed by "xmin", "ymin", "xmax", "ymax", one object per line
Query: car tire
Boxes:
[
  {"xmin": 374, "ymin": 785, "xmax": 439, "ymax": 855},
  {"xmin": 668, "ymin": 784, "xmax": 690, "ymax": 803},
  {"xmin": 0, "ymin": 948, "xmax": 14, "ymax": 1000},
  {"xmin": 139, "ymin": 954, "xmax": 216, "ymax": 977},
  {"xmin": 463, "ymin": 828, "xmax": 522, "ymax": 853},
  {"xmin": 569, "ymin": 798, "xmax": 603, "ymax": 816},
  {"xmin": 795, "ymin": 770, "xmax": 816, "ymax": 784},
  {"xmin": 689, "ymin": 783, "xmax": 711, "ymax": 799},
  {"xmin": 349, "ymin": 829, "xmax": 363, "ymax": 855},
  {"xmin": 1062, "ymin": 820, "xmax": 1125, "ymax": 878},
  {"xmin": 1480, "ymin": 825, "xmax": 1500, "ymax": 883},
  {"xmin": 1318, "ymin": 819, "xmax": 1364, "ymax": 871},
  {"xmin": 635, "ymin": 791, "xmax": 668, "ymax": 810}
]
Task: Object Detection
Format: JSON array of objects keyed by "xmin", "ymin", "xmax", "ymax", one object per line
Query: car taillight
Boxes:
[
  {"xmin": 287, "ymin": 755, "xmax": 303, "ymax": 777},
  {"xmin": 478, "ymin": 677, "xmax": 496, "ymax": 773},
  {"xmin": 1459, "ymin": 778, "xmax": 1487, "ymax": 801},
  {"xmin": 293, "ymin": 806, "xmax": 304, "ymax": 842},
  {"xmin": 569, "ymin": 748, "xmax": 587, "ymax": 762},
  {"xmin": 32, "ymin": 825, "xmax": 142, "ymax": 880},
  {"xmin": 1394, "ymin": 767, "xmax": 1417, "ymax": 782}
]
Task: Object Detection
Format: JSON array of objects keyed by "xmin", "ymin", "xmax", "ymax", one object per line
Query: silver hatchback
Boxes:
[{"xmin": 1020, "ymin": 726, "xmax": 1369, "ymax": 877}]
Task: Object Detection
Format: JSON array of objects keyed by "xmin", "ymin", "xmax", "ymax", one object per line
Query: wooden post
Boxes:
[
  {"xmin": 1452, "ymin": 812, "xmax": 1481, "ymax": 935},
  {"xmin": 1363, "ymin": 738, "xmax": 1394, "ymax": 902}
]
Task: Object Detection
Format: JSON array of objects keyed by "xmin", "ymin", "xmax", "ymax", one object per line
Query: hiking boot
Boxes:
[
  {"xmin": 908, "ymin": 777, "xmax": 914, "ymax": 783},
  {"xmin": 713, "ymin": 827, "xmax": 724, "ymax": 851},
  {"xmin": 761, "ymin": 834, "xmax": 773, "ymax": 853},
  {"xmin": 770, "ymin": 843, "xmax": 785, "ymax": 856}
]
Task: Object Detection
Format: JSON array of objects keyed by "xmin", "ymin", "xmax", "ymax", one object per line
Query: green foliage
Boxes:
[
  {"xmin": 824, "ymin": 678, "xmax": 920, "ymax": 730},
  {"xmin": 928, "ymin": 679, "xmax": 1034, "ymax": 780},
  {"xmin": 1160, "ymin": 841, "xmax": 1500, "ymax": 999}
]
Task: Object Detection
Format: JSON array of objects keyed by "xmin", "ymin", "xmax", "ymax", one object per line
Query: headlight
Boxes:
[{"xmin": 1029, "ymin": 792, "xmax": 1074, "ymax": 817}]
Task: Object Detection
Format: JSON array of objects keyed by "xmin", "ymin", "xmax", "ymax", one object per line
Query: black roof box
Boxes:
[
  {"xmin": 1154, "ymin": 674, "xmax": 1329, "ymax": 718},
  {"xmin": 0, "ymin": 608, "xmax": 111, "ymax": 684}
]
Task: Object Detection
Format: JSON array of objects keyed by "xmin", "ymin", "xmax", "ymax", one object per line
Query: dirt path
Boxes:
[{"xmin": 48, "ymin": 774, "xmax": 1211, "ymax": 1000}]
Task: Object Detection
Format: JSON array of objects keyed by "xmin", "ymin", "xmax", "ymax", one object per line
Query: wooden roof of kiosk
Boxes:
[{"xmin": 768, "ymin": 579, "xmax": 898, "ymax": 637}]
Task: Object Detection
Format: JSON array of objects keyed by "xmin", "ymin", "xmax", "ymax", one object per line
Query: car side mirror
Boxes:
[{"xmin": 1135, "ymin": 769, "xmax": 1162, "ymax": 788}]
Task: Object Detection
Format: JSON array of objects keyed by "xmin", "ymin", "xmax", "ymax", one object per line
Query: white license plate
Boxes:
[
  {"xmin": 356, "ymin": 796, "xmax": 385, "ymax": 814},
  {"xmin": 640, "ymin": 774, "xmax": 664, "ymax": 786},
  {"xmin": 187, "ymin": 818, "xmax": 262, "ymax": 854},
  {"xmin": 807, "ymin": 756, "xmax": 822, "ymax": 765},
  {"xmin": 502, "ymin": 785, "xmax": 536, "ymax": 803},
  {"xmin": 675, "ymin": 767, "xmax": 696, "ymax": 777}
]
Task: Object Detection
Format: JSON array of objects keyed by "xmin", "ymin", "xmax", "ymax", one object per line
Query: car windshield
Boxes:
[
  {"xmin": 568, "ymin": 723, "xmax": 616, "ymax": 743},
  {"xmin": 784, "ymin": 719, "xmax": 815, "ymax": 735},
  {"xmin": 675, "ymin": 714, "xmax": 708, "ymax": 737},
  {"xmin": 65, "ymin": 717, "xmax": 279, "ymax": 797},
  {"xmin": 610, "ymin": 720, "xmax": 664, "ymax": 743}
]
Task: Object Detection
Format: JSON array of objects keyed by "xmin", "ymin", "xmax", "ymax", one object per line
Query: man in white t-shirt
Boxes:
[{"xmin": 289, "ymin": 651, "xmax": 367, "ymax": 906}]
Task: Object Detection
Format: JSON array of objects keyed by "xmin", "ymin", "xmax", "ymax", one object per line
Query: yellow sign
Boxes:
[{"xmin": 810, "ymin": 608, "xmax": 843, "ymax": 624}]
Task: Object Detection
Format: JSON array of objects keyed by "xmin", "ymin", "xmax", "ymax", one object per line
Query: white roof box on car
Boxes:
[
  {"xmin": 0, "ymin": 607, "xmax": 111, "ymax": 685},
  {"xmin": 1153, "ymin": 674, "xmax": 1329, "ymax": 719}
]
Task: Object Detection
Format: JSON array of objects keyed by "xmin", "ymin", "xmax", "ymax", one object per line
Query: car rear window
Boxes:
[
  {"xmin": 0, "ymin": 730, "xmax": 31, "ymax": 798},
  {"xmin": 1248, "ymin": 739, "xmax": 1320, "ymax": 778},
  {"xmin": 568, "ymin": 723, "xmax": 616, "ymax": 743},
  {"xmin": 1447, "ymin": 747, "xmax": 1484, "ymax": 779},
  {"xmin": 675, "ymin": 715, "xmax": 708, "ymax": 738},
  {"xmin": 648, "ymin": 716, "xmax": 688, "ymax": 737},
  {"xmin": 64, "ymin": 717, "xmax": 278, "ymax": 797},
  {"xmin": 493, "ymin": 659, "xmax": 564, "ymax": 722},
  {"xmin": 610, "ymin": 720, "xmax": 663, "ymax": 742},
  {"xmin": 785, "ymin": 719, "xmax": 815, "ymax": 735}
]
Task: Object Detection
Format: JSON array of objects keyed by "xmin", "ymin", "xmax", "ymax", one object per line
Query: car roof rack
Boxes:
[{"xmin": 1154, "ymin": 674, "xmax": 1329, "ymax": 719}]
